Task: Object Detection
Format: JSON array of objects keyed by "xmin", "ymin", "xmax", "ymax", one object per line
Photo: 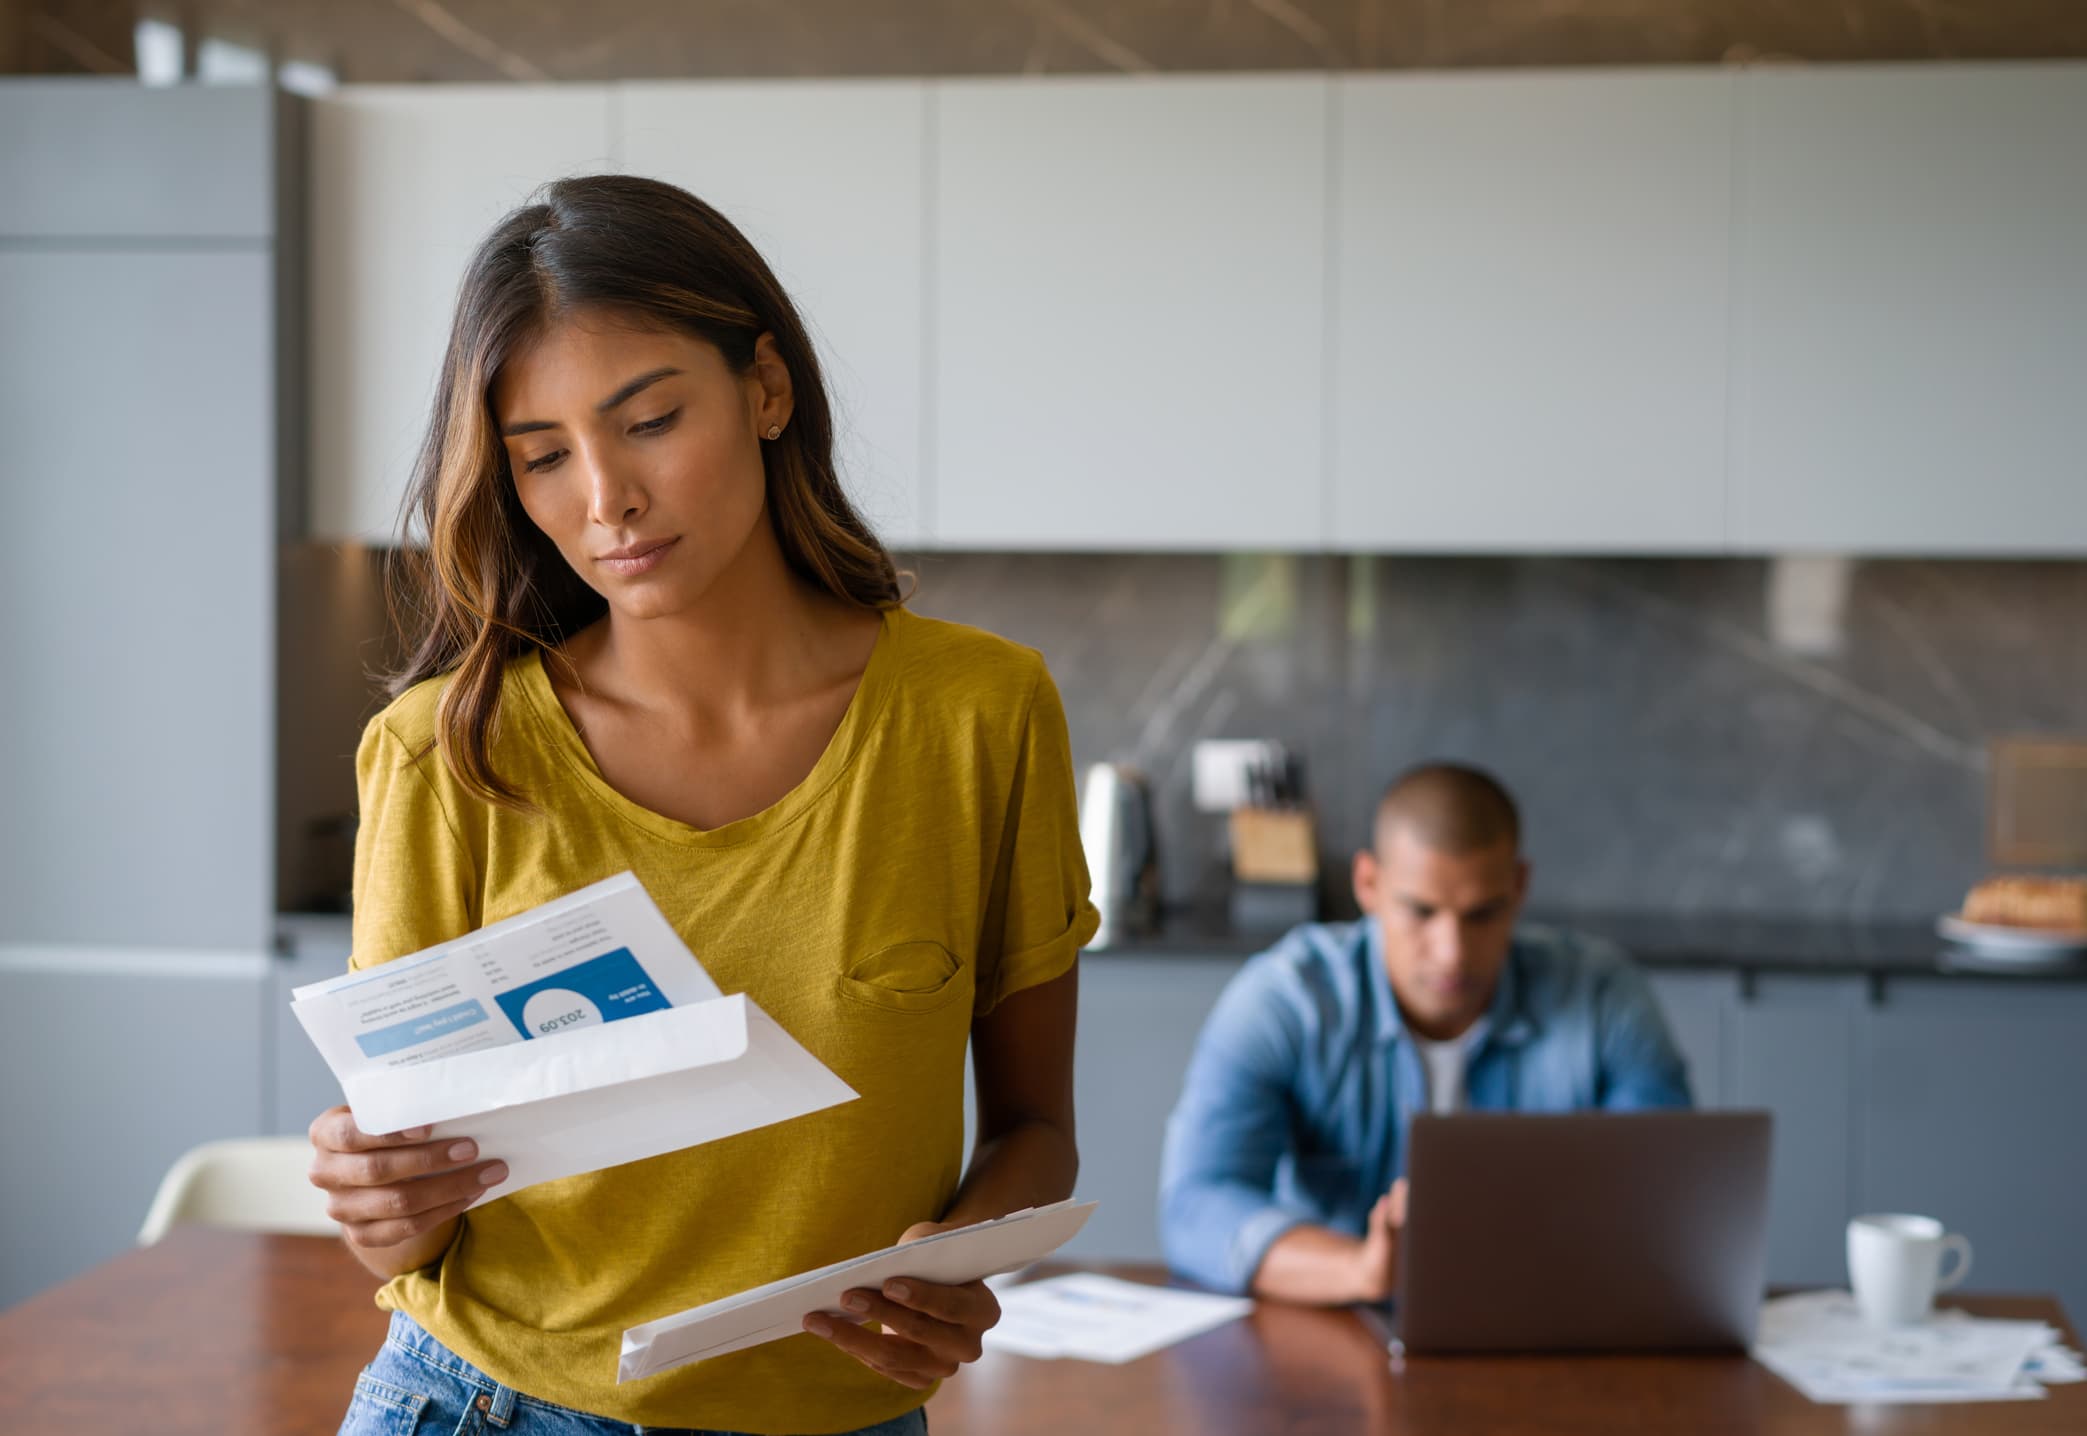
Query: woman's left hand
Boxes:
[{"xmin": 801, "ymin": 1220, "xmax": 1003, "ymax": 1390}]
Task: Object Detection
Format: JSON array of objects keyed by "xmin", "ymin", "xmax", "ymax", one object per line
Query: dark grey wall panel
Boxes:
[
  {"xmin": 1730, "ymin": 975, "xmax": 1865, "ymax": 1287},
  {"xmin": 0, "ymin": 79, "xmax": 275, "ymax": 240},
  {"xmin": 0, "ymin": 249, "xmax": 273, "ymax": 950},
  {"xmin": 1063, "ymin": 956, "xmax": 1244, "ymax": 1261},
  {"xmin": 0, "ymin": 960, "xmax": 268, "ymax": 1308},
  {"xmin": 1864, "ymin": 979, "xmax": 2087, "ymax": 1328},
  {"xmin": 1648, "ymin": 970, "xmax": 1737, "ymax": 1110}
]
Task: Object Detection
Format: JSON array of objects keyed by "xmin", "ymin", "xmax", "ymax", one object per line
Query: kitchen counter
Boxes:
[
  {"xmin": 278, "ymin": 906, "xmax": 2087, "ymax": 980},
  {"xmin": 1088, "ymin": 905, "xmax": 2087, "ymax": 981}
]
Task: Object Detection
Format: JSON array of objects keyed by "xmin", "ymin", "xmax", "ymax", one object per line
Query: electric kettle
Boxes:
[{"xmin": 1079, "ymin": 762, "xmax": 1160, "ymax": 950}]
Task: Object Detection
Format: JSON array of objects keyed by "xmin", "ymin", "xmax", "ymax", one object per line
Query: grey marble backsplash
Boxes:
[{"xmin": 904, "ymin": 554, "xmax": 2087, "ymax": 923}]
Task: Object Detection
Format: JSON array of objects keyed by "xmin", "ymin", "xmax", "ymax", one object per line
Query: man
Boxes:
[{"xmin": 1158, "ymin": 762, "xmax": 1691, "ymax": 1303}]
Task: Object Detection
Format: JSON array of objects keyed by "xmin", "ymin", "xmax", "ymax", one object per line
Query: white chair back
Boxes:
[{"xmin": 137, "ymin": 1136, "xmax": 337, "ymax": 1245}]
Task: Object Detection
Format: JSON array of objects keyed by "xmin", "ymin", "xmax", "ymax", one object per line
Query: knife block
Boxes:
[{"xmin": 1229, "ymin": 807, "xmax": 1317, "ymax": 885}]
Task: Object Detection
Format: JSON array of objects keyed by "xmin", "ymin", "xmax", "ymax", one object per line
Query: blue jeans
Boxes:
[{"xmin": 340, "ymin": 1310, "xmax": 929, "ymax": 1436}]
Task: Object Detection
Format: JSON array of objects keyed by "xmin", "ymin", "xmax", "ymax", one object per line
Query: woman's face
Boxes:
[{"xmin": 491, "ymin": 310, "xmax": 792, "ymax": 621}]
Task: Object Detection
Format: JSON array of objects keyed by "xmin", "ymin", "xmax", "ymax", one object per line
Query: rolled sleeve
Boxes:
[
  {"xmin": 975, "ymin": 661, "xmax": 1100, "ymax": 1014},
  {"xmin": 1157, "ymin": 954, "xmax": 1317, "ymax": 1294}
]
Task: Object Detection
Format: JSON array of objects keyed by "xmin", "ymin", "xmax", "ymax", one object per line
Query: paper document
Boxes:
[
  {"xmin": 983, "ymin": 1273, "xmax": 1252, "ymax": 1364},
  {"xmin": 619, "ymin": 1200, "xmax": 1097, "ymax": 1381},
  {"xmin": 291, "ymin": 872, "xmax": 857, "ymax": 1200},
  {"xmin": 1753, "ymin": 1290, "xmax": 2081, "ymax": 1404}
]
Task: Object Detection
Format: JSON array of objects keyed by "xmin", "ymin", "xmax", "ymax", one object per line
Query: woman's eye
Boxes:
[
  {"xmin": 630, "ymin": 408, "xmax": 680, "ymax": 437},
  {"xmin": 521, "ymin": 450, "xmax": 565, "ymax": 474}
]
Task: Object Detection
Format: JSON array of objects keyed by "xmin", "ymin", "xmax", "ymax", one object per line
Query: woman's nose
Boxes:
[{"xmin": 584, "ymin": 454, "xmax": 647, "ymax": 527}]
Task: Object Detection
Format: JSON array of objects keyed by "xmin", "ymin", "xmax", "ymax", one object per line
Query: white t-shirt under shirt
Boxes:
[{"xmin": 1410, "ymin": 1018, "xmax": 1490, "ymax": 1115}]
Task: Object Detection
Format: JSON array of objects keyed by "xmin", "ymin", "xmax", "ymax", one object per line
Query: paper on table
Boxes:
[
  {"xmin": 291, "ymin": 872, "xmax": 857, "ymax": 1200},
  {"xmin": 2025, "ymin": 1346, "xmax": 2087, "ymax": 1384},
  {"xmin": 1753, "ymin": 1290, "xmax": 2061, "ymax": 1404},
  {"xmin": 618, "ymin": 1200, "xmax": 1098, "ymax": 1382},
  {"xmin": 982, "ymin": 1273, "xmax": 1253, "ymax": 1364}
]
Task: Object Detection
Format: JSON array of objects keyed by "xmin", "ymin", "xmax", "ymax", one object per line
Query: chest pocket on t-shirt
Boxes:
[{"xmin": 839, "ymin": 940, "xmax": 972, "ymax": 1015}]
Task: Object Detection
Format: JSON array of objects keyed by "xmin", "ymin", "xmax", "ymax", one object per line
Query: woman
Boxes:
[{"xmin": 309, "ymin": 174, "xmax": 1096, "ymax": 1436}]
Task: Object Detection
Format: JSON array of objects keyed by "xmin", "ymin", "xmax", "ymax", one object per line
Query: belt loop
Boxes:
[{"xmin": 471, "ymin": 1383, "xmax": 520, "ymax": 1429}]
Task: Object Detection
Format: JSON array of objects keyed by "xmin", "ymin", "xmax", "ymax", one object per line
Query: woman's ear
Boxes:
[{"xmin": 749, "ymin": 332, "xmax": 795, "ymax": 436}]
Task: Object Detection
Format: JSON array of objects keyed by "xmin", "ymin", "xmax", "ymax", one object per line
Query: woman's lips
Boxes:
[{"xmin": 597, "ymin": 536, "xmax": 679, "ymax": 577}]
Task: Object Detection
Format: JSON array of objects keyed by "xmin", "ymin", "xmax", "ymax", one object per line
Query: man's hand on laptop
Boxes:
[
  {"xmin": 1353, "ymin": 1178, "xmax": 1409, "ymax": 1304},
  {"xmin": 1248, "ymin": 1176, "xmax": 1410, "ymax": 1305}
]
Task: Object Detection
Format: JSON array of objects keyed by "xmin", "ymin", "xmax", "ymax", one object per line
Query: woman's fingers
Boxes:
[
  {"xmin": 336, "ymin": 1189, "xmax": 486, "ymax": 1251},
  {"xmin": 309, "ymin": 1104, "xmax": 497, "ymax": 1192},
  {"xmin": 802, "ymin": 1276, "xmax": 1001, "ymax": 1386},
  {"xmin": 321, "ymin": 1156, "xmax": 505, "ymax": 1226},
  {"xmin": 305, "ymin": 1103, "xmax": 506, "ymax": 1245},
  {"xmin": 881, "ymin": 1277, "xmax": 998, "ymax": 1334},
  {"xmin": 802, "ymin": 1312, "xmax": 955, "ymax": 1389},
  {"xmin": 840, "ymin": 1288, "xmax": 980, "ymax": 1362},
  {"xmin": 313, "ymin": 1135, "xmax": 485, "ymax": 1189},
  {"xmin": 308, "ymin": 1104, "xmax": 430, "ymax": 1153}
]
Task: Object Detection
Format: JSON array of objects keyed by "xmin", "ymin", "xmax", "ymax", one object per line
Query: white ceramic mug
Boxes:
[{"xmin": 1847, "ymin": 1213, "xmax": 1973, "ymax": 1327}]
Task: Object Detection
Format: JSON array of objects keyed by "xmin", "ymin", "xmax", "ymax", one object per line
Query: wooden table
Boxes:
[{"xmin": 2, "ymin": 1231, "xmax": 2079, "ymax": 1435}]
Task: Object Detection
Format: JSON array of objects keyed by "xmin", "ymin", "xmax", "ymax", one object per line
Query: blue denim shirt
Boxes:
[{"xmin": 1157, "ymin": 920, "xmax": 1693, "ymax": 1294}]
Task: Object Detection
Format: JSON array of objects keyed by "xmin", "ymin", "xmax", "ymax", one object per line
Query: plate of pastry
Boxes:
[{"xmin": 1937, "ymin": 874, "xmax": 2087, "ymax": 962}]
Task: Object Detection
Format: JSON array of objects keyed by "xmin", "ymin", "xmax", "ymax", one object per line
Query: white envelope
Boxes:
[
  {"xmin": 290, "ymin": 873, "xmax": 859, "ymax": 1202},
  {"xmin": 619, "ymin": 1200, "xmax": 1098, "ymax": 1381},
  {"xmin": 342, "ymin": 993, "xmax": 859, "ymax": 1201}
]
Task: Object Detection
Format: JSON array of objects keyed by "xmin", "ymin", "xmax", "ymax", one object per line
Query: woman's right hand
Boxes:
[{"xmin": 307, "ymin": 1105, "xmax": 507, "ymax": 1251}]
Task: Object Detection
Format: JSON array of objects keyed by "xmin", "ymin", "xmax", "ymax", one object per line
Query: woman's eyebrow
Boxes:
[
  {"xmin": 500, "ymin": 367, "xmax": 684, "ymax": 437},
  {"xmin": 596, "ymin": 366, "xmax": 682, "ymax": 413}
]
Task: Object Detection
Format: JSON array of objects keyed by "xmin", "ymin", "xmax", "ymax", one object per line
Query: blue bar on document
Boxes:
[{"xmin": 354, "ymin": 998, "xmax": 491, "ymax": 1058}]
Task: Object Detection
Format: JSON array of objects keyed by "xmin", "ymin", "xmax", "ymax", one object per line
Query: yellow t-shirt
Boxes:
[{"xmin": 348, "ymin": 607, "xmax": 1098, "ymax": 1434}]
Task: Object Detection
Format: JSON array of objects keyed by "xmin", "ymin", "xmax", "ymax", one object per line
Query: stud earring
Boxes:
[{"xmin": 765, "ymin": 424, "xmax": 782, "ymax": 440}]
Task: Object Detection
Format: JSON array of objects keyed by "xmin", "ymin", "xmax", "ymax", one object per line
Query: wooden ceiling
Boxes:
[{"xmin": 11, "ymin": 0, "xmax": 2087, "ymax": 81}]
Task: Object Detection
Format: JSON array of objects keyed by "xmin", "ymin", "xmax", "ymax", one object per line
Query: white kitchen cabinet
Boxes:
[
  {"xmin": 0, "ymin": 956, "xmax": 271, "ymax": 1308},
  {"xmin": 303, "ymin": 66, "xmax": 2087, "ymax": 556},
  {"xmin": 620, "ymin": 82, "xmax": 930, "ymax": 548},
  {"xmin": 0, "ymin": 80, "xmax": 275, "ymax": 240},
  {"xmin": 932, "ymin": 76, "xmax": 1329, "ymax": 551},
  {"xmin": 308, "ymin": 86, "xmax": 615, "ymax": 544},
  {"xmin": 1331, "ymin": 71, "xmax": 1734, "ymax": 553},
  {"xmin": 1, "ymin": 247, "xmax": 276, "ymax": 952},
  {"xmin": 1732, "ymin": 65, "xmax": 2087, "ymax": 554},
  {"xmin": 2, "ymin": 80, "xmax": 286, "ymax": 954}
]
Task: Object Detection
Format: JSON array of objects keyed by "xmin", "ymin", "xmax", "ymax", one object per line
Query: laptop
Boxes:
[{"xmin": 1374, "ymin": 1110, "xmax": 1772, "ymax": 1355}]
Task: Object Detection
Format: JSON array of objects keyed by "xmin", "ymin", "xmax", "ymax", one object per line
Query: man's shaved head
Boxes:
[
  {"xmin": 1355, "ymin": 762, "xmax": 1529, "ymax": 1041},
  {"xmin": 1372, "ymin": 762, "xmax": 1521, "ymax": 857}
]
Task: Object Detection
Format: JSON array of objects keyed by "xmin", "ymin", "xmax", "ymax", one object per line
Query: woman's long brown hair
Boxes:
[{"xmin": 384, "ymin": 174, "xmax": 905, "ymax": 808}]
